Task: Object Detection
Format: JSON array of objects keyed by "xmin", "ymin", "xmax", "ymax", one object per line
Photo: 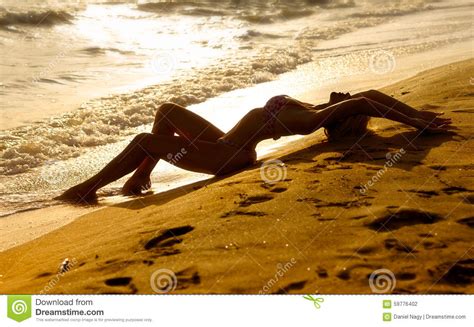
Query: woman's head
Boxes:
[{"xmin": 324, "ymin": 114, "xmax": 370, "ymax": 141}]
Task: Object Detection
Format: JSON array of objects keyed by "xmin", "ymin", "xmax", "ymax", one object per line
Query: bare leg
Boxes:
[
  {"xmin": 57, "ymin": 133, "xmax": 156, "ymax": 202},
  {"xmin": 124, "ymin": 102, "xmax": 224, "ymax": 194},
  {"xmin": 57, "ymin": 133, "xmax": 249, "ymax": 203},
  {"xmin": 58, "ymin": 103, "xmax": 226, "ymax": 201}
]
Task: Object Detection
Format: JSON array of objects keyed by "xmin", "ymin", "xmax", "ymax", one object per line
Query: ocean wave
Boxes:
[
  {"xmin": 0, "ymin": 9, "xmax": 74, "ymax": 28},
  {"xmin": 136, "ymin": 0, "xmax": 351, "ymax": 21},
  {"xmin": 182, "ymin": 8, "xmax": 229, "ymax": 16},
  {"xmin": 302, "ymin": 0, "xmax": 355, "ymax": 9},
  {"xmin": 137, "ymin": 1, "xmax": 200, "ymax": 12},
  {"xmin": 0, "ymin": 47, "xmax": 312, "ymax": 176},
  {"xmin": 79, "ymin": 46, "xmax": 135, "ymax": 56},
  {"xmin": 278, "ymin": 8, "xmax": 315, "ymax": 19},
  {"xmin": 349, "ymin": 2, "xmax": 433, "ymax": 18},
  {"xmin": 238, "ymin": 29, "xmax": 285, "ymax": 40}
]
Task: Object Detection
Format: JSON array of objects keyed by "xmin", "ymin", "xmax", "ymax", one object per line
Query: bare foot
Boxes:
[
  {"xmin": 122, "ymin": 175, "xmax": 152, "ymax": 195},
  {"xmin": 55, "ymin": 183, "xmax": 98, "ymax": 204}
]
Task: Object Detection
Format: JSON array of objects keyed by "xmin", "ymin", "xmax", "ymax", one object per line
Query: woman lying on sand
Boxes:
[{"xmin": 58, "ymin": 90, "xmax": 453, "ymax": 202}]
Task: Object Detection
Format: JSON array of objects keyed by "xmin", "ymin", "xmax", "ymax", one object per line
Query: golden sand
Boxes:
[{"xmin": 0, "ymin": 59, "xmax": 472, "ymax": 294}]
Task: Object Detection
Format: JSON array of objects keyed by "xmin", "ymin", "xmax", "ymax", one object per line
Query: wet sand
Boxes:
[{"xmin": 0, "ymin": 59, "xmax": 472, "ymax": 294}]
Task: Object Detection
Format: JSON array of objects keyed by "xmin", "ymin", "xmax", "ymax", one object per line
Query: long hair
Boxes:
[{"xmin": 324, "ymin": 115, "xmax": 371, "ymax": 141}]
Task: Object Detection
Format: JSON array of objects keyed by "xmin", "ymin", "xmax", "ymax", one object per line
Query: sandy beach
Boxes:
[{"xmin": 0, "ymin": 59, "xmax": 472, "ymax": 294}]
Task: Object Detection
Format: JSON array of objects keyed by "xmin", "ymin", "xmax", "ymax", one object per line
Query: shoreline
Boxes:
[
  {"xmin": 1, "ymin": 39, "xmax": 472, "ymax": 252},
  {"xmin": 0, "ymin": 58, "xmax": 472, "ymax": 294}
]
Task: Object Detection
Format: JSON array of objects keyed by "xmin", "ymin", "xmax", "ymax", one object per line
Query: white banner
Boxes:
[{"xmin": 0, "ymin": 295, "xmax": 472, "ymax": 326}]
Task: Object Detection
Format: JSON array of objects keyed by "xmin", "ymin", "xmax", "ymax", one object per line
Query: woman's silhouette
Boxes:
[{"xmin": 58, "ymin": 90, "xmax": 452, "ymax": 202}]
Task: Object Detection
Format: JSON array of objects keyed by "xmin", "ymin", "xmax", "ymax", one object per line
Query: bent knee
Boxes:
[
  {"xmin": 132, "ymin": 132, "xmax": 153, "ymax": 144},
  {"xmin": 352, "ymin": 89, "xmax": 378, "ymax": 99},
  {"xmin": 156, "ymin": 102, "xmax": 181, "ymax": 118}
]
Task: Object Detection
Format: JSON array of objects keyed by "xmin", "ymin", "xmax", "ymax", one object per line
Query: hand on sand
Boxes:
[
  {"xmin": 54, "ymin": 183, "xmax": 98, "ymax": 204},
  {"xmin": 411, "ymin": 117, "xmax": 456, "ymax": 134},
  {"xmin": 122, "ymin": 175, "xmax": 152, "ymax": 195},
  {"xmin": 418, "ymin": 111, "xmax": 452, "ymax": 126}
]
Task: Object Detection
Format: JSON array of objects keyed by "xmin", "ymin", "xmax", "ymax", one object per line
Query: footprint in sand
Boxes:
[
  {"xmin": 407, "ymin": 189, "xmax": 439, "ymax": 198},
  {"xmin": 238, "ymin": 194, "xmax": 274, "ymax": 207},
  {"xmin": 298, "ymin": 197, "xmax": 370, "ymax": 209},
  {"xmin": 136, "ymin": 225, "xmax": 195, "ymax": 259},
  {"xmin": 429, "ymin": 259, "xmax": 474, "ymax": 286},
  {"xmin": 220, "ymin": 210, "xmax": 267, "ymax": 218},
  {"xmin": 144, "ymin": 225, "xmax": 194, "ymax": 250},
  {"xmin": 105, "ymin": 277, "xmax": 132, "ymax": 286},
  {"xmin": 270, "ymin": 187, "xmax": 288, "ymax": 193},
  {"xmin": 104, "ymin": 277, "xmax": 138, "ymax": 294},
  {"xmin": 260, "ymin": 180, "xmax": 290, "ymax": 193},
  {"xmin": 442, "ymin": 186, "xmax": 470, "ymax": 195},
  {"xmin": 355, "ymin": 245, "xmax": 379, "ymax": 255},
  {"xmin": 396, "ymin": 272, "xmax": 417, "ymax": 281},
  {"xmin": 336, "ymin": 263, "xmax": 379, "ymax": 280},
  {"xmin": 384, "ymin": 238, "xmax": 417, "ymax": 253},
  {"xmin": 36, "ymin": 272, "xmax": 54, "ymax": 278},
  {"xmin": 366, "ymin": 208, "xmax": 443, "ymax": 232},
  {"xmin": 428, "ymin": 165, "xmax": 447, "ymax": 171},
  {"xmin": 274, "ymin": 280, "xmax": 307, "ymax": 294},
  {"xmin": 456, "ymin": 216, "xmax": 474, "ymax": 229},
  {"xmin": 174, "ymin": 267, "xmax": 201, "ymax": 290},
  {"xmin": 422, "ymin": 241, "xmax": 447, "ymax": 250},
  {"xmin": 463, "ymin": 195, "xmax": 474, "ymax": 204}
]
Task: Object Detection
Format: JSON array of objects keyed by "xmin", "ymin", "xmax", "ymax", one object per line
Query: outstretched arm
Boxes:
[
  {"xmin": 309, "ymin": 97, "xmax": 453, "ymax": 133},
  {"xmin": 352, "ymin": 89, "xmax": 451, "ymax": 126}
]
